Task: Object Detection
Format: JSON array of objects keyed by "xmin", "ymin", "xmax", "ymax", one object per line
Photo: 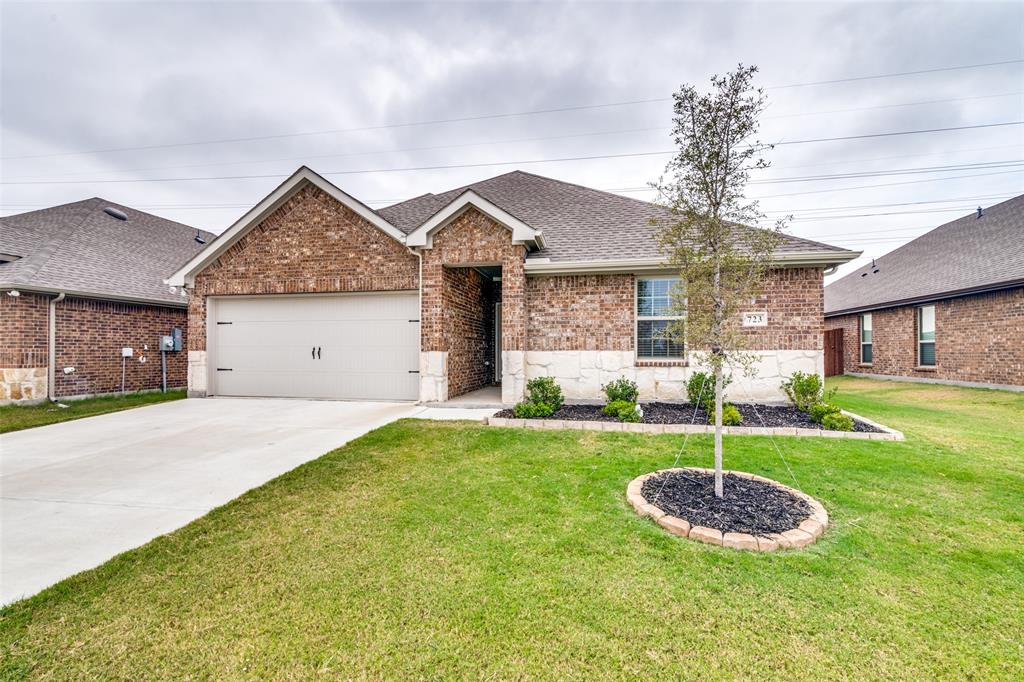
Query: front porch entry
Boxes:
[{"xmin": 443, "ymin": 264, "xmax": 502, "ymax": 402}]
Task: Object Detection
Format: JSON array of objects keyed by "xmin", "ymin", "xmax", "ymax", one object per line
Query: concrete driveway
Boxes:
[{"xmin": 1, "ymin": 398, "xmax": 493, "ymax": 604}]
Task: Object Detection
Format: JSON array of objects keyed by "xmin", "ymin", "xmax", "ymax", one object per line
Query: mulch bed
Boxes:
[
  {"xmin": 494, "ymin": 402, "xmax": 882, "ymax": 432},
  {"xmin": 641, "ymin": 470, "xmax": 811, "ymax": 535}
]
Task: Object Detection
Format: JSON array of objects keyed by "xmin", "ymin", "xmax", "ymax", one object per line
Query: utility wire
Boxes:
[
  {"xmin": 3, "ymin": 122, "xmax": 1022, "ymax": 186},
  {"xmin": 7, "ymin": 90, "xmax": 1020, "ymax": 180},
  {"xmin": 4, "ymin": 58, "xmax": 1021, "ymax": 161}
]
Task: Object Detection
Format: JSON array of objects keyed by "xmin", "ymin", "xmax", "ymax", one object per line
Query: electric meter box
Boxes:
[
  {"xmin": 160, "ymin": 335, "xmax": 175, "ymax": 351},
  {"xmin": 121, "ymin": 347, "xmax": 134, "ymax": 358}
]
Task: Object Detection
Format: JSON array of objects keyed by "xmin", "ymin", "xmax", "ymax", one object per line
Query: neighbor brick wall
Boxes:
[
  {"xmin": 825, "ymin": 287, "xmax": 1023, "ymax": 386},
  {"xmin": 444, "ymin": 267, "xmax": 496, "ymax": 397},
  {"xmin": 521, "ymin": 267, "xmax": 823, "ymax": 355},
  {"xmin": 189, "ymin": 183, "xmax": 419, "ymax": 351},
  {"xmin": 420, "ymin": 207, "xmax": 526, "ymax": 364},
  {"xmin": 0, "ymin": 291, "xmax": 49, "ymax": 368},
  {"xmin": 525, "ymin": 274, "xmax": 634, "ymax": 351},
  {"xmin": 53, "ymin": 297, "xmax": 189, "ymax": 397}
]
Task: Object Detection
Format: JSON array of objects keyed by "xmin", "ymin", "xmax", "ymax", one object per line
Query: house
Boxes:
[
  {"xmin": 824, "ymin": 194, "xmax": 1024, "ymax": 390},
  {"xmin": 168, "ymin": 166, "xmax": 859, "ymax": 405},
  {"xmin": 0, "ymin": 200, "xmax": 214, "ymax": 403}
]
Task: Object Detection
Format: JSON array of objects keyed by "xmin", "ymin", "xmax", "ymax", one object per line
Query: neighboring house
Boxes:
[
  {"xmin": 824, "ymin": 194, "xmax": 1024, "ymax": 391},
  {"xmin": 169, "ymin": 166, "xmax": 858, "ymax": 405},
  {"xmin": 0, "ymin": 200, "xmax": 214, "ymax": 403}
]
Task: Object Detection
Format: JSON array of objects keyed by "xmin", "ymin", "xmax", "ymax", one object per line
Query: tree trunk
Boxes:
[{"xmin": 713, "ymin": 364, "xmax": 724, "ymax": 498}]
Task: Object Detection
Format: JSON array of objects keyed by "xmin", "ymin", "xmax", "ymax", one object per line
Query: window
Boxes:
[
  {"xmin": 636, "ymin": 277, "xmax": 684, "ymax": 359},
  {"xmin": 860, "ymin": 313, "xmax": 873, "ymax": 364},
  {"xmin": 918, "ymin": 305, "xmax": 935, "ymax": 367}
]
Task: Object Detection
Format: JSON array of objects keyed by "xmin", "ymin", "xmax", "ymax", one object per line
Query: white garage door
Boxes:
[{"xmin": 211, "ymin": 293, "xmax": 420, "ymax": 400}]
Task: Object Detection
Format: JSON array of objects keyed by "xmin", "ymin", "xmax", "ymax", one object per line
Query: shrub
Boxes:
[
  {"xmin": 809, "ymin": 401, "xmax": 842, "ymax": 424},
  {"xmin": 708, "ymin": 403, "xmax": 742, "ymax": 426},
  {"xmin": 524, "ymin": 377, "xmax": 564, "ymax": 412},
  {"xmin": 781, "ymin": 371, "xmax": 835, "ymax": 413},
  {"xmin": 821, "ymin": 412, "xmax": 854, "ymax": 432},
  {"xmin": 603, "ymin": 378, "xmax": 639, "ymax": 404},
  {"xmin": 603, "ymin": 399, "xmax": 642, "ymax": 422},
  {"xmin": 687, "ymin": 371, "xmax": 731, "ymax": 412},
  {"xmin": 513, "ymin": 401, "xmax": 554, "ymax": 419}
]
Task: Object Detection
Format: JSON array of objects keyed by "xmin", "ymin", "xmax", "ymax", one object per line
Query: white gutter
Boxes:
[
  {"xmin": 523, "ymin": 250, "xmax": 862, "ymax": 275},
  {"xmin": 48, "ymin": 292, "xmax": 65, "ymax": 400}
]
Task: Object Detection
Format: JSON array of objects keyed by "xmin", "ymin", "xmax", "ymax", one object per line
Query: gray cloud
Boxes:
[{"xmin": 2, "ymin": 1, "xmax": 1022, "ymax": 278}]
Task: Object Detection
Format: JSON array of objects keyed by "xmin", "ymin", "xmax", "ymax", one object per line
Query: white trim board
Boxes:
[
  {"xmin": 404, "ymin": 190, "xmax": 542, "ymax": 249},
  {"xmin": 166, "ymin": 166, "xmax": 407, "ymax": 288}
]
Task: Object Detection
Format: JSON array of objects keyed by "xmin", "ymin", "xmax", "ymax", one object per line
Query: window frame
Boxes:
[
  {"xmin": 634, "ymin": 276, "xmax": 686, "ymax": 361},
  {"xmin": 860, "ymin": 313, "xmax": 873, "ymax": 364},
  {"xmin": 917, "ymin": 305, "xmax": 936, "ymax": 367}
]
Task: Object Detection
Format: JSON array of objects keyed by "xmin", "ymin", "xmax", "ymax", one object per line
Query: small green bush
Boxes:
[
  {"xmin": 513, "ymin": 401, "xmax": 554, "ymax": 419},
  {"xmin": 687, "ymin": 371, "xmax": 731, "ymax": 412},
  {"xmin": 603, "ymin": 399, "xmax": 642, "ymax": 422},
  {"xmin": 821, "ymin": 412, "xmax": 854, "ymax": 432},
  {"xmin": 708, "ymin": 403, "xmax": 742, "ymax": 426},
  {"xmin": 809, "ymin": 401, "xmax": 842, "ymax": 424},
  {"xmin": 524, "ymin": 377, "xmax": 564, "ymax": 412},
  {"xmin": 603, "ymin": 378, "xmax": 639, "ymax": 404},
  {"xmin": 781, "ymin": 371, "xmax": 835, "ymax": 413}
]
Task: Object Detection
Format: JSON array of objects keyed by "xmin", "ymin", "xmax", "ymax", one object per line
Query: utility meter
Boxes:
[{"xmin": 160, "ymin": 335, "xmax": 175, "ymax": 351}]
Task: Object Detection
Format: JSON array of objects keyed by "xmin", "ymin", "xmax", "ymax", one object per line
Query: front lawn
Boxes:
[
  {"xmin": 2, "ymin": 378, "xmax": 1021, "ymax": 679},
  {"xmin": 0, "ymin": 389, "xmax": 185, "ymax": 434}
]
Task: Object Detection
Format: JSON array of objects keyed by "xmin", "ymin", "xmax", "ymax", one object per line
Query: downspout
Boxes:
[{"xmin": 47, "ymin": 292, "xmax": 65, "ymax": 401}]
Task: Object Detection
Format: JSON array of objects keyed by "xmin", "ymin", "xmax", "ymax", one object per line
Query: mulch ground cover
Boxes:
[
  {"xmin": 640, "ymin": 470, "xmax": 812, "ymax": 535},
  {"xmin": 495, "ymin": 402, "xmax": 882, "ymax": 432}
]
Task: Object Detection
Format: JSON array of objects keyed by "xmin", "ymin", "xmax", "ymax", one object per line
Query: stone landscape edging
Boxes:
[
  {"xmin": 484, "ymin": 410, "xmax": 903, "ymax": 440},
  {"xmin": 626, "ymin": 467, "xmax": 830, "ymax": 551}
]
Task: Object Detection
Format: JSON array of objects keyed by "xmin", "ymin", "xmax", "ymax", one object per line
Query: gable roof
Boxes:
[
  {"xmin": 824, "ymin": 193, "xmax": 1024, "ymax": 316},
  {"xmin": 0, "ymin": 199, "xmax": 214, "ymax": 306},
  {"xmin": 378, "ymin": 170, "xmax": 858, "ymax": 264},
  {"xmin": 167, "ymin": 166, "xmax": 406, "ymax": 287}
]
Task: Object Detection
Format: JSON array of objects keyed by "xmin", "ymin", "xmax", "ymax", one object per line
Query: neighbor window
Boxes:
[
  {"xmin": 636, "ymin": 277, "xmax": 684, "ymax": 359},
  {"xmin": 918, "ymin": 305, "xmax": 936, "ymax": 367},
  {"xmin": 860, "ymin": 313, "xmax": 873, "ymax": 364}
]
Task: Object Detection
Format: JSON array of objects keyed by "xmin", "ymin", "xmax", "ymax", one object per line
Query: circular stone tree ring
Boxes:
[{"xmin": 626, "ymin": 467, "xmax": 829, "ymax": 551}]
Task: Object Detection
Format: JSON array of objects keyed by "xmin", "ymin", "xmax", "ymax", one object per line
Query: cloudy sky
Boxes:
[{"xmin": 2, "ymin": 1, "xmax": 1022, "ymax": 279}]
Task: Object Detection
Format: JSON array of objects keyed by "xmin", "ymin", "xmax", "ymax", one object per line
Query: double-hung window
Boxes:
[
  {"xmin": 860, "ymin": 313, "xmax": 873, "ymax": 364},
  {"xmin": 918, "ymin": 305, "xmax": 936, "ymax": 367},
  {"xmin": 636, "ymin": 277, "xmax": 684, "ymax": 359}
]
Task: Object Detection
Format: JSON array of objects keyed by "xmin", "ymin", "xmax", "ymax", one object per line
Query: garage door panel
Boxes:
[{"xmin": 211, "ymin": 293, "xmax": 419, "ymax": 400}]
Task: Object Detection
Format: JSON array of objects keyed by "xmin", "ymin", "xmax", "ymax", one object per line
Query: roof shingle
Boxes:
[
  {"xmin": 0, "ymin": 199, "xmax": 215, "ymax": 306},
  {"xmin": 377, "ymin": 170, "xmax": 853, "ymax": 262},
  {"xmin": 824, "ymin": 194, "xmax": 1024, "ymax": 316}
]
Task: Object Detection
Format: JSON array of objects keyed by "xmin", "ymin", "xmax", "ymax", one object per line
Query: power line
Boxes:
[
  {"xmin": 4, "ymin": 59, "xmax": 1021, "ymax": 161},
  {"xmin": 752, "ymin": 168, "xmax": 1024, "ymax": 200},
  {"xmin": 766, "ymin": 58, "xmax": 1024, "ymax": 89},
  {"xmin": 749, "ymin": 159, "xmax": 1024, "ymax": 185},
  {"xmin": 7, "ymin": 91, "xmax": 1020, "ymax": 182},
  {"xmin": 3, "ymin": 121, "xmax": 1022, "ymax": 186}
]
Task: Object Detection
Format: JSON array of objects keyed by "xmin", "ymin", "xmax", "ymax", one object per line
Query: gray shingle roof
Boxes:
[
  {"xmin": 0, "ymin": 199, "xmax": 215, "ymax": 306},
  {"xmin": 824, "ymin": 193, "xmax": 1024, "ymax": 316},
  {"xmin": 377, "ymin": 170, "xmax": 852, "ymax": 262}
]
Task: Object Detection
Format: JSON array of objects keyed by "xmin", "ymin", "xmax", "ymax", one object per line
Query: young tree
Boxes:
[{"xmin": 653, "ymin": 64, "xmax": 786, "ymax": 498}]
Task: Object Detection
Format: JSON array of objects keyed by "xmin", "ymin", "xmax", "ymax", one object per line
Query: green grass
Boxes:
[
  {"xmin": 2, "ymin": 378, "xmax": 1022, "ymax": 679},
  {"xmin": 0, "ymin": 389, "xmax": 185, "ymax": 434}
]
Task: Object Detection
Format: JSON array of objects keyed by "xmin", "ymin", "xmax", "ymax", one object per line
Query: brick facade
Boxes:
[
  {"xmin": 0, "ymin": 291, "xmax": 49, "ymax": 369},
  {"xmin": 420, "ymin": 208, "xmax": 526, "ymax": 398},
  {"xmin": 825, "ymin": 287, "xmax": 1024, "ymax": 387},
  {"xmin": 53, "ymin": 298, "xmax": 188, "ymax": 397},
  {"xmin": 0, "ymin": 291, "xmax": 188, "ymax": 402},
  {"xmin": 526, "ymin": 274, "xmax": 635, "ymax": 351},
  {"xmin": 524, "ymin": 267, "xmax": 824, "ymax": 354},
  {"xmin": 188, "ymin": 183, "xmax": 419, "ymax": 351},
  {"xmin": 444, "ymin": 267, "xmax": 498, "ymax": 397}
]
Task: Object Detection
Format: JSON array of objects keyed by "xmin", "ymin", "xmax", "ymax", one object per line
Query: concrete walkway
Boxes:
[{"xmin": 0, "ymin": 398, "xmax": 495, "ymax": 604}]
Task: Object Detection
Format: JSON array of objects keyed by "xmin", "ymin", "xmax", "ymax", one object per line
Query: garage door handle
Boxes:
[{"xmin": 317, "ymin": 346, "xmax": 321, "ymax": 359}]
